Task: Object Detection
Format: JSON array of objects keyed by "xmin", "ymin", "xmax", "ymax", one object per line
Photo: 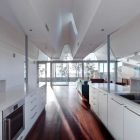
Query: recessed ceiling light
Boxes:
[{"xmin": 101, "ymin": 28, "xmax": 105, "ymax": 32}]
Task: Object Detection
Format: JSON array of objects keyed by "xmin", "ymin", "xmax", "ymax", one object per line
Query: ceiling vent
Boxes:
[{"xmin": 45, "ymin": 24, "xmax": 50, "ymax": 32}]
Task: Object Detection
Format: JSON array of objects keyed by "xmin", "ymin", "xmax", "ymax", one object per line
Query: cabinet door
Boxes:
[
  {"xmin": 0, "ymin": 123, "xmax": 2, "ymax": 140},
  {"xmin": 98, "ymin": 92, "xmax": 108, "ymax": 127},
  {"xmin": 0, "ymin": 112, "xmax": 2, "ymax": 140},
  {"xmin": 124, "ymin": 106, "xmax": 140, "ymax": 140},
  {"xmin": 92, "ymin": 89, "xmax": 99, "ymax": 116},
  {"xmin": 17, "ymin": 131, "xmax": 25, "ymax": 140},
  {"xmin": 108, "ymin": 96, "xmax": 123, "ymax": 140},
  {"xmin": 89, "ymin": 87, "xmax": 99, "ymax": 115},
  {"xmin": 89, "ymin": 87, "xmax": 93, "ymax": 108}
]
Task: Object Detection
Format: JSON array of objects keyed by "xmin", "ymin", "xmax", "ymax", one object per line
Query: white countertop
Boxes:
[
  {"xmin": 0, "ymin": 85, "xmax": 25, "ymax": 111},
  {"xmin": 88, "ymin": 82, "xmax": 130, "ymax": 94},
  {"xmin": 89, "ymin": 82, "xmax": 140, "ymax": 110},
  {"xmin": 0, "ymin": 83, "xmax": 46, "ymax": 111}
]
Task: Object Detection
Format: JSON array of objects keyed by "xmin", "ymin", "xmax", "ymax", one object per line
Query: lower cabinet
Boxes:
[
  {"xmin": 0, "ymin": 85, "xmax": 46, "ymax": 140},
  {"xmin": 24, "ymin": 85, "xmax": 46, "ymax": 138},
  {"xmin": 0, "ymin": 112, "xmax": 2, "ymax": 140},
  {"xmin": 98, "ymin": 91, "xmax": 108, "ymax": 127},
  {"xmin": 25, "ymin": 92, "xmax": 39, "ymax": 136},
  {"xmin": 89, "ymin": 84, "xmax": 140, "ymax": 140},
  {"xmin": 16, "ymin": 131, "xmax": 25, "ymax": 140},
  {"xmin": 124, "ymin": 106, "xmax": 140, "ymax": 140},
  {"xmin": 108, "ymin": 95, "xmax": 123, "ymax": 140},
  {"xmin": 89, "ymin": 86, "xmax": 108, "ymax": 127},
  {"xmin": 89, "ymin": 87, "xmax": 99, "ymax": 116}
]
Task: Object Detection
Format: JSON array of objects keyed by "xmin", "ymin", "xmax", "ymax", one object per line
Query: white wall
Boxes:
[
  {"xmin": 0, "ymin": 46, "xmax": 24, "ymax": 90},
  {"xmin": 0, "ymin": 16, "xmax": 25, "ymax": 90},
  {"xmin": 28, "ymin": 58, "xmax": 37, "ymax": 90},
  {"xmin": 0, "ymin": 16, "xmax": 25, "ymax": 55},
  {"xmin": 28, "ymin": 41, "xmax": 40, "ymax": 90},
  {"xmin": 0, "ymin": 16, "xmax": 48, "ymax": 91}
]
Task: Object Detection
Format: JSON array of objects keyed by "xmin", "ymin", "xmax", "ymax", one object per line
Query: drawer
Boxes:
[
  {"xmin": 30, "ymin": 111, "xmax": 38, "ymax": 125},
  {"xmin": 26, "ymin": 95, "xmax": 38, "ymax": 104},
  {"xmin": 30, "ymin": 104, "xmax": 37, "ymax": 112},
  {"xmin": 93, "ymin": 99, "xmax": 98, "ymax": 105},
  {"xmin": 0, "ymin": 112, "xmax": 2, "ymax": 123},
  {"xmin": 0, "ymin": 122, "xmax": 2, "ymax": 140},
  {"xmin": 17, "ymin": 131, "xmax": 25, "ymax": 140}
]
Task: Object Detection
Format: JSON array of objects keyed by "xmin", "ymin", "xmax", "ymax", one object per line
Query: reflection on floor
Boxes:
[{"xmin": 25, "ymin": 85, "xmax": 114, "ymax": 140}]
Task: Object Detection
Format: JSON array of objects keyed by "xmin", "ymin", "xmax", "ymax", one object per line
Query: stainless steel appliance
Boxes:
[{"xmin": 2, "ymin": 99, "xmax": 25, "ymax": 140}]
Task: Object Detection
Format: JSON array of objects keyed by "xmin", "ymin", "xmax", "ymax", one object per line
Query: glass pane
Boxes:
[
  {"xmin": 69, "ymin": 63, "xmax": 82, "ymax": 82},
  {"xmin": 52, "ymin": 63, "xmax": 69, "ymax": 85},
  {"xmin": 39, "ymin": 64, "xmax": 46, "ymax": 78},
  {"xmin": 47, "ymin": 63, "xmax": 50, "ymax": 78},
  {"xmin": 84, "ymin": 62, "xmax": 99, "ymax": 80}
]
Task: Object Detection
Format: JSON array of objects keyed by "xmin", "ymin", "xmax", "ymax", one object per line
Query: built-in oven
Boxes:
[{"xmin": 2, "ymin": 99, "xmax": 25, "ymax": 140}]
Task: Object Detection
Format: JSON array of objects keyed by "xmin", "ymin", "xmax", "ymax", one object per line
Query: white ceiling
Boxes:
[
  {"xmin": 94, "ymin": 44, "xmax": 116, "ymax": 60},
  {"xmin": 74, "ymin": 0, "xmax": 140, "ymax": 58},
  {"xmin": 0, "ymin": 0, "xmax": 140, "ymax": 59}
]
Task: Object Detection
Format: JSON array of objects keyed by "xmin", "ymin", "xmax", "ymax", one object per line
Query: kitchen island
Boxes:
[{"xmin": 89, "ymin": 82, "xmax": 140, "ymax": 140}]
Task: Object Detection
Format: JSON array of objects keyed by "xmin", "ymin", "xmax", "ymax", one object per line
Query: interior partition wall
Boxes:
[{"xmin": 37, "ymin": 60, "xmax": 117, "ymax": 86}]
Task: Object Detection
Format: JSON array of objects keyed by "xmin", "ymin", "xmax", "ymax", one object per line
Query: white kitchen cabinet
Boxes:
[
  {"xmin": 37, "ymin": 85, "xmax": 46, "ymax": 115},
  {"xmin": 124, "ymin": 105, "xmax": 140, "ymax": 140},
  {"xmin": 89, "ymin": 86, "xmax": 108, "ymax": 126},
  {"xmin": 17, "ymin": 131, "xmax": 25, "ymax": 140},
  {"xmin": 25, "ymin": 91, "xmax": 39, "ymax": 136},
  {"xmin": 89, "ymin": 87, "xmax": 99, "ymax": 116},
  {"xmin": 108, "ymin": 95, "xmax": 123, "ymax": 140},
  {"xmin": 98, "ymin": 90, "xmax": 108, "ymax": 127},
  {"xmin": 92, "ymin": 88, "xmax": 99, "ymax": 115},
  {"xmin": 89, "ymin": 86, "xmax": 93, "ymax": 104},
  {"xmin": 24, "ymin": 85, "xmax": 46, "ymax": 138},
  {"xmin": 0, "ymin": 112, "xmax": 2, "ymax": 140}
]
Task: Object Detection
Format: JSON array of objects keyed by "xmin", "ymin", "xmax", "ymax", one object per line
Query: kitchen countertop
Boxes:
[
  {"xmin": 88, "ymin": 82, "xmax": 130, "ymax": 94},
  {"xmin": 0, "ymin": 85, "xmax": 25, "ymax": 111},
  {"xmin": 89, "ymin": 82, "xmax": 140, "ymax": 109},
  {"xmin": 0, "ymin": 83, "xmax": 46, "ymax": 111}
]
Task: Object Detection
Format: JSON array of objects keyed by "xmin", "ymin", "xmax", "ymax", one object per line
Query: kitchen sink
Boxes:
[
  {"xmin": 119, "ymin": 94, "xmax": 140, "ymax": 104},
  {"xmin": 133, "ymin": 100, "xmax": 140, "ymax": 104}
]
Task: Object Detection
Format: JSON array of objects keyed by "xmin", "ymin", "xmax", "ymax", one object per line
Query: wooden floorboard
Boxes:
[{"xmin": 25, "ymin": 85, "xmax": 114, "ymax": 140}]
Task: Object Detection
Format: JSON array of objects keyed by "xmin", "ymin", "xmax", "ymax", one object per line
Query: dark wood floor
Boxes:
[{"xmin": 25, "ymin": 85, "xmax": 114, "ymax": 140}]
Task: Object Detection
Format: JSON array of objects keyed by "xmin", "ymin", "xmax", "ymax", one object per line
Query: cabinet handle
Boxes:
[
  {"xmin": 31, "ymin": 112, "xmax": 37, "ymax": 120},
  {"xmin": 111, "ymin": 98, "xmax": 123, "ymax": 105},
  {"xmin": 19, "ymin": 136, "xmax": 23, "ymax": 140},
  {"xmin": 125, "ymin": 106, "xmax": 140, "ymax": 116},
  {"xmin": 31, "ymin": 98, "xmax": 36, "ymax": 104},
  {"xmin": 30, "ymin": 105, "xmax": 37, "ymax": 112},
  {"xmin": 4, "ymin": 119, "xmax": 11, "ymax": 140}
]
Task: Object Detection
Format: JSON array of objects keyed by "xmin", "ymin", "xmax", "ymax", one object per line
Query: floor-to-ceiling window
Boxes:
[
  {"xmin": 52, "ymin": 63, "xmax": 69, "ymax": 86},
  {"xmin": 38, "ymin": 60, "xmax": 116, "ymax": 86}
]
